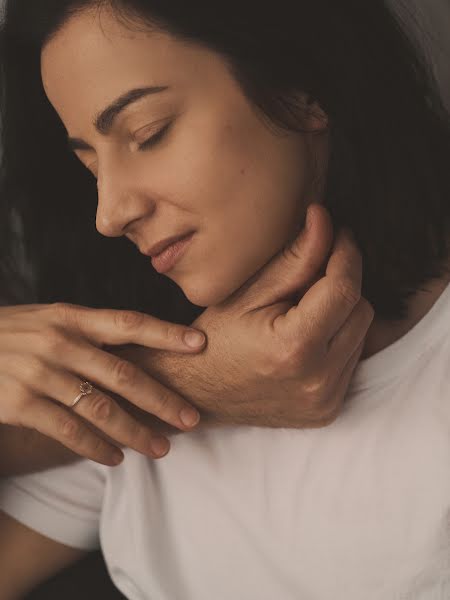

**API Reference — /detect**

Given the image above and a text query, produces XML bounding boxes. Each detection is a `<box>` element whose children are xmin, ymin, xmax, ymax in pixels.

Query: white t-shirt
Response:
<box><xmin>1</xmin><ymin>282</ymin><xmax>450</xmax><ymax>600</ymax></box>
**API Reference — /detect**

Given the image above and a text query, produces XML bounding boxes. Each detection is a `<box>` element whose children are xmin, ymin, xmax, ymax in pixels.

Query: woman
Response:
<box><xmin>0</xmin><ymin>3</ymin><xmax>373</xmax><ymax>474</ymax></box>
<box><xmin>1</xmin><ymin>0</ymin><xmax>450</xmax><ymax>598</ymax></box>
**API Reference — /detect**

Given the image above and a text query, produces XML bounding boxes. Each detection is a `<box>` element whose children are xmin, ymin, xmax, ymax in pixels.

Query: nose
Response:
<box><xmin>95</xmin><ymin>160</ymin><xmax>155</xmax><ymax>237</ymax></box>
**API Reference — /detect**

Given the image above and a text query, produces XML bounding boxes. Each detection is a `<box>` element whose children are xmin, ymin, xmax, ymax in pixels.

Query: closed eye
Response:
<box><xmin>137</xmin><ymin>121</ymin><xmax>172</xmax><ymax>151</ymax></box>
<box><xmin>76</xmin><ymin>121</ymin><xmax>173</xmax><ymax>178</ymax></box>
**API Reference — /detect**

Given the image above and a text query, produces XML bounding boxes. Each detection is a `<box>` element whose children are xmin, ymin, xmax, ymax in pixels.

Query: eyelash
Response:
<box><xmin>85</xmin><ymin>122</ymin><xmax>172</xmax><ymax>177</ymax></box>
<box><xmin>137</xmin><ymin>121</ymin><xmax>172</xmax><ymax>151</ymax></box>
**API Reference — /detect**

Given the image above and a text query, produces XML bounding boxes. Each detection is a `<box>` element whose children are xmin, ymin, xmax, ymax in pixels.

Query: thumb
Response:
<box><xmin>237</xmin><ymin>203</ymin><xmax>334</xmax><ymax>310</ymax></box>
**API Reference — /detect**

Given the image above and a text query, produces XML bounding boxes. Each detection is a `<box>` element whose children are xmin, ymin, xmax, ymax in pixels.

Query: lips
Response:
<box><xmin>150</xmin><ymin>232</ymin><xmax>195</xmax><ymax>274</ymax></box>
<box><xmin>144</xmin><ymin>231</ymin><xmax>195</xmax><ymax>257</ymax></box>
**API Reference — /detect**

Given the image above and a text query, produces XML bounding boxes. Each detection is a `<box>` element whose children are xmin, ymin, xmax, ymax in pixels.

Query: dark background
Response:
<box><xmin>26</xmin><ymin>551</ymin><xmax>127</xmax><ymax>600</ymax></box>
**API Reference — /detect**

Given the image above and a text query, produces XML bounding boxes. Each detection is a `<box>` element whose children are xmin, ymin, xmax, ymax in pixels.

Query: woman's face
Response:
<box><xmin>41</xmin><ymin>7</ymin><xmax>329</xmax><ymax>307</ymax></box>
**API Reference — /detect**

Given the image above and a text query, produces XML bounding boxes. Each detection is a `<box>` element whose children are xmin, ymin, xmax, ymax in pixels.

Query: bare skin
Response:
<box><xmin>0</xmin><ymin>204</ymin><xmax>375</xmax><ymax>475</ymax></box>
<box><xmin>40</xmin><ymin>6</ymin><xmax>330</xmax><ymax>308</ymax></box>
<box><xmin>0</xmin><ymin>8</ymin><xmax>354</xmax><ymax>473</ymax></box>
<box><xmin>1</xmin><ymin>6</ymin><xmax>449</xmax><ymax>477</ymax></box>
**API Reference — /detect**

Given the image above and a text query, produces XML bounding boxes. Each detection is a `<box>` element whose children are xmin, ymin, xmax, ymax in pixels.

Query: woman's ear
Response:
<box><xmin>296</xmin><ymin>93</ymin><xmax>329</xmax><ymax>132</ymax></box>
<box><xmin>306</xmin><ymin>102</ymin><xmax>329</xmax><ymax>131</ymax></box>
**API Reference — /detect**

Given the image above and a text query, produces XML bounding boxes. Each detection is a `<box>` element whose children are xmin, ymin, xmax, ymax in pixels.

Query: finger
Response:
<box><xmin>2</xmin><ymin>344</ymin><xmax>199</xmax><ymax>434</ymax></box>
<box><xmin>327</xmin><ymin>297</ymin><xmax>375</xmax><ymax>360</ymax></box>
<box><xmin>0</xmin><ymin>304</ymin><xmax>59</xmax><ymax>332</ymax></box>
<box><xmin>231</xmin><ymin>203</ymin><xmax>334</xmax><ymax>311</ymax></box>
<box><xmin>17</xmin><ymin>395</ymin><xmax>125</xmax><ymax>467</ymax></box>
<box><xmin>329</xmin><ymin>337</ymin><xmax>366</xmax><ymax>414</ymax></box>
<box><xmin>306</xmin><ymin>337</ymin><xmax>365</xmax><ymax>429</ymax></box>
<box><xmin>44</xmin><ymin>337</ymin><xmax>201</xmax><ymax>432</ymax></box>
<box><xmin>25</xmin><ymin>366</ymin><xmax>171</xmax><ymax>459</ymax></box>
<box><xmin>46</xmin><ymin>303</ymin><xmax>206</xmax><ymax>352</ymax></box>
<box><xmin>0</xmin><ymin>304</ymin><xmax>43</xmax><ymax>318</ymax></box>
<box><xmin>276</xmin><ymin>226</ymin><xmax>363</xmax><ymax>347</ymax></box>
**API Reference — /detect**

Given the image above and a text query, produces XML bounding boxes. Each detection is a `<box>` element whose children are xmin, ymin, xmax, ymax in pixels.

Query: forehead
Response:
<box><xmin>40</xmin><ymin>7</ymin><xmax>211</xmax><ymax>131</ymax></box>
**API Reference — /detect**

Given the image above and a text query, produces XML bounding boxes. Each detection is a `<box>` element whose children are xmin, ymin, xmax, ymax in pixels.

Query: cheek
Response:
<box><xmin>204</xmin><ymin>139</ymin><xmax>309</xmax><ymax>261</ymax></box>
<box><xmin>180</xmin><ymin>164</ymin><xmax>309</xmax><ymax>307</ymax></box>
<box><xmin>165</xmin><ymin>112</ymin><xmax>310</xmax><ymax>305</ymax></box>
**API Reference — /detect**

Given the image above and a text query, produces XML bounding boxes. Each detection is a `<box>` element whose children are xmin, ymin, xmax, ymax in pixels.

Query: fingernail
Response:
<box><xmin>151</xmin><ymin>436</ymin><xmax>170</xmax><ymax>457</ymax></box>
<box><xmin>184</xmin><ymin>330</ymin><xmax>205</xmax><ymax>347</ymax></box>
<box><xmin>180</xmin><ymin>407</ymin><xmax>200</xmax><ymax>428</ymax></box>
<box><xmin>112</xmin><ymin>450</ymin><xmax>124</xmax><ymax>465</ymax></box>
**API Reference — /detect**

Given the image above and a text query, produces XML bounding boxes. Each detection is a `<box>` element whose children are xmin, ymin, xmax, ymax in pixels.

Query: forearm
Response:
<box><xmin>0</xmin><ymin>510</ymin><xmax>86</xmax><ymax>598</ymax></box>
<box><xmin>115</xmin><ymin>344</ymin><xmax>241</xmax><ymax>432</ymax></box>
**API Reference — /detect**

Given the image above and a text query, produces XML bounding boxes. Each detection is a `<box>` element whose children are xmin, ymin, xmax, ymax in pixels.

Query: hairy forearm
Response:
<box><xmin>115</xmin><ymin>343</ymin><xmax>244</xmax><ymax>434</ymax></box>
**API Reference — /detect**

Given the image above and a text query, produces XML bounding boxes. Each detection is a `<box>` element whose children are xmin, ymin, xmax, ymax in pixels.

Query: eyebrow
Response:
<box><xmin>67</xmin><ymin>85</ymin><xmax>169</xmax><ymax>152</ymax></box>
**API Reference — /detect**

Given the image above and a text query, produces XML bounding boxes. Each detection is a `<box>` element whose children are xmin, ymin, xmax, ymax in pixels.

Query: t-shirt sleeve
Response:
<box><xmin>0</xmin><ymin>458</ymin><xmax>106</xmax><ymax>551</ymax></box>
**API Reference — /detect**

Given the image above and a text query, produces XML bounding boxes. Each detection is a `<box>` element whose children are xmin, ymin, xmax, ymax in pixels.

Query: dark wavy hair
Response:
<box><xmin>1</xmin><ymin>0</ymin><xmax>449</xmax><ymax>325</ymax></box>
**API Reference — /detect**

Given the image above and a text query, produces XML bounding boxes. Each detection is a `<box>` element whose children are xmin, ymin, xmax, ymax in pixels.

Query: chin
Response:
<box><xmin>178</xmin><ymin>275</ymin><xmax>243</xmax><ymax>308</ymax></box>
<box><xmin>180</xmin><ymin>284</ymin><xmax>230</xmax><ymax>308</ymax></box>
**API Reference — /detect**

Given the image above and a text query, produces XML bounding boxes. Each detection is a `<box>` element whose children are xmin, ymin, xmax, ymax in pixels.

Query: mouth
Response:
<box><xmin>150</xmin><ymin>231</ymin><xmax>195</xmax><ymax>274</ymax></box>
<box><xmin>143</xmin><ymin>230</ymin><xmax>195</xmax><ymax>258</ymax></box>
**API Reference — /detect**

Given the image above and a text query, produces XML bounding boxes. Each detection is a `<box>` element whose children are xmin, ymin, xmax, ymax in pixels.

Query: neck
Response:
<box><xmin>361</xmin><ymin>264</ymin><xmax>450</xmax><ymax>360</ymax></box>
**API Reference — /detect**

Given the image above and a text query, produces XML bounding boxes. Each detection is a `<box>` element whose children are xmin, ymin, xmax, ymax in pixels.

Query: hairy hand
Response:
<box><xmin>113</xmin><ymin>204</ymin><xmax>374</xmax><ymax>432</ymax></box>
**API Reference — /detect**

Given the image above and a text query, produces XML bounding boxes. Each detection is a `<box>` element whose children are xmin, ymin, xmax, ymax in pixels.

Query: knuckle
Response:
<box><xmin>156</xmin><ymin>390</ymin><xmax>174</xmax><ymax>415</ymax></box>
<box><xmin>281</xmin><ymin>239</ymin><xmax>303</xmax><ymax>263</ymax></box>
<box><xmin>115</xmin><ymin>310</ymin><xmax>145</xmax><ymax>331</ymax></box>
<box><xmin>303</xmin><ymin>375</ymin><xmax>328</xmax><ymax>408</ymax></box>
<box><xmin>276</xmin><ymin>344</ymin><xmax>300</xmax><ymax>375</ymax></box>
<box><xmin>256</xmin><ymin>346</ymin><xmax>283</xmax><ymax>378</ymax></box>
<box><xmin>111</xmin><ymin>357</ymin><xmax>138</xmax><ymax>388</ymax></box>
<box><xmin>13</xmin><ymin>383</ymin><xmax>32</xmax><ymax>407</ymax></box>
<box><xmin>1</xmin><ymin>390</ymin><xmax>29</xmax><ymax>425</ymax></box>
<box><xmin>88</xmin><ymin>392</ymin><xmax>113</xmax><ymax>421</ymax></box>
<box><xmin>335</xmin><ymin>279</ymin><xmax>360</xmax><ymax>306</ymax></box>
<box><xmin>59</xmin><ymin>415</ymin><xmax>83</xmax><ymax>443</ymax></box>
<box><xmin>258</xmin><ymin>336</ymin><xmax>296</xmax><ymax>378</ymax></box>
<box><xmin>50</xmin><ymin>302</ymin><xmax>75</xmax><ymax>322</ymax></box>
<box><xmin>255</xmin><ymin>356</ymin><xmax>276</xmax><ymax>379</ymax></box>
<box><xmin>23</xmin><ymin>356</ymin><xmax>48</xmax><ymax>385</ymax></box>
<box><xmin>310</xmin><ymin>386</ymin><xmax>345</xmax><ymax>426</ymax></box>
<box><xmin>40</xmin><ymin>326</ymin><xmax>68</xmax><ymax>355</ymax></box>
<box><xmin>17</xmin><ymin>397</ymin><xmax>33</xmax><ymax>419</ymax></box>
<box><xmin>360</xmin><ymin>297</ymin><xmax>375</xmax><ymax>320</ymax></box>
<box><xmin>164</xmin><ymin>323</ymin><xmax>183</xmax><ymax>344</ymax></box>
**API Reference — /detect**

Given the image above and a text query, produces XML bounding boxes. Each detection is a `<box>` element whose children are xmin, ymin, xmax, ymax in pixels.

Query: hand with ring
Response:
<box><xmin>70</xmin><ymin>381</ymin><xmax>94</xmax><ymax>408</ymax></box>
<box><xmin>0</xmin><ymin>302</ymin><xmax>209</xmax><ymax>467</ymax></box>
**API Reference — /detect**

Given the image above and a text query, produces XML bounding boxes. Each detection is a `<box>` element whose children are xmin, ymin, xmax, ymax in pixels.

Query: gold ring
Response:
<box><xmin>70</xmin><ymin>380</ymin><xmax>94</xmax><ymax>408</ymax></box>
